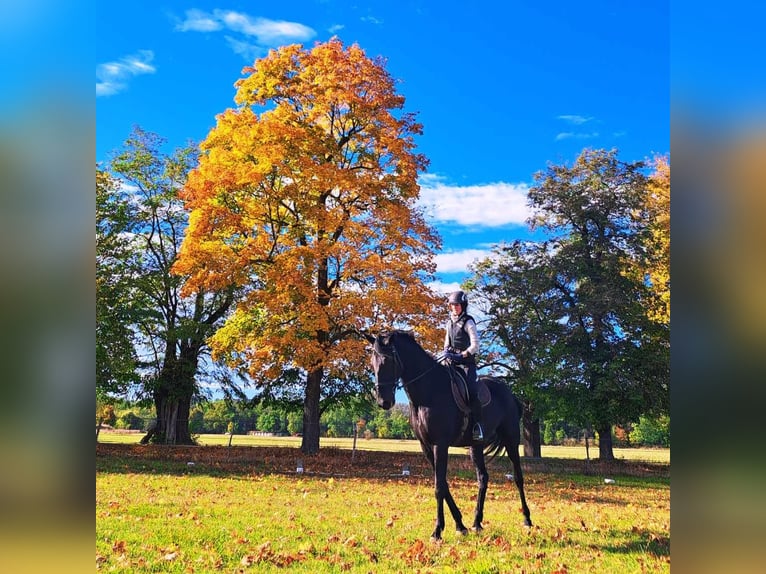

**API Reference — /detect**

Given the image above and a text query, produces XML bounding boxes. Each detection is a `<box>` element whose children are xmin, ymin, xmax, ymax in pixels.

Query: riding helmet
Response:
<box><xmin>448</xmin><ymin>290</ymin><xmax>468</xmax><ymax>308</ymax></box>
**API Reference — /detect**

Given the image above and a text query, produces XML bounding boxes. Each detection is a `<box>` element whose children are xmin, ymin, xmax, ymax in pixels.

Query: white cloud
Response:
<box><xmin>427</xmin><ymin>280</ymin><xmax>463</xmax><ymax>297</ymax></box>
<box><xmin>215</xmin><ymin>11</ymin><xmax>314</xmax><ymax>43</ymax></box>
<box><xmin>175</xmin><ymin>9</ymin><xmax>315</xmax><ymax>58</ymax></box>
<box><xmin>418</xmin><ymin>178</ymin><xmax>531</xmax><ymax>227</ymax></box>
<box><xmin>96</xmin><ymin>50</ymin><xmax>156</xmax><ymax>97</ymax></box>
<box><xmin>224</xmin><ymin>35</ymin><xmax>265</xmax><ymax>62</ymax></box>
<box><xmin>554</xmin><ymin>115</ymin><xmax>602</xmax><ymax>142</ymax></box>
<box><xmin>555</xmin><ymin>131</ymin><xmax>600</xmax><ymax>141</ymax></box>
<box><xmin>328</xmin><ymin>24</ymin><xmax>345</xmax><ymax>34</ymax></box>
<box><xmin>557</xmin><ymin>114</ymin><xmax>593</xmax><ymax>125</ymax></box>
<box><xmin>434</xmin><ymin>249</ymin><xmax>492</xmax><ymax>273</ymax></box>
<box><xmin>174</xmin><ymin>8</ymin><xmax>222</xmax><ymax>32</ymax></box>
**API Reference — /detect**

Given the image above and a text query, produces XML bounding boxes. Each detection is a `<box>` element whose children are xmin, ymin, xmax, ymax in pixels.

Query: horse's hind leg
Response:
<box><xmin>506</xmin><ymin>440</ymin><xmax>532</xmax><ymax>527</ymax></box>
<box><xmin>469</xmin><ymin>445</ymin><xmax>489</xmax><ymax>531</ymax></box>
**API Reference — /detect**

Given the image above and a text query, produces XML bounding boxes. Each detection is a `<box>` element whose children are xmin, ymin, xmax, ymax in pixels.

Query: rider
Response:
<box><xmin>444</xmin><ymin>290</ymin><xmax>484</xmax><ymax>441</ymax></box>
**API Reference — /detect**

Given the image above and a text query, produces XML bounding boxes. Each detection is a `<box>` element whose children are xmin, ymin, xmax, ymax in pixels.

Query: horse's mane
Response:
<box><xmin>379</xmin><ymin>329</ymin><xmax>418</xmax><ymax>348</ymax></box>
<box><xmin>380</xmin><ymin>330</ymin><xmax>439</xmax><ymax>362</ymax></box>
<box><xmin>386</xmin><ymin>329</ymin><xmax>415</xmax><ymax>341</ymax></box>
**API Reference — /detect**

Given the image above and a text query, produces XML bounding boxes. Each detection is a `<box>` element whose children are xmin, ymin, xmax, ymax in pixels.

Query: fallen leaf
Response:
<box><xmin>343</xmin><ymin>536</ymin><xmax>358</xmax><ymax>547</ymax></box>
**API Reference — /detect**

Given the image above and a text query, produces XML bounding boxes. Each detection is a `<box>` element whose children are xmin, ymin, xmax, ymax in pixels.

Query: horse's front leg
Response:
<box><xmin>470</xmin><ymin>445</ymin><xmax>489</xmax><ymax>531</ymax></box>
<box><xmin>431</xmin><ymin>443</ymin><xmax>468</xmax><ymax>541</ymax></box>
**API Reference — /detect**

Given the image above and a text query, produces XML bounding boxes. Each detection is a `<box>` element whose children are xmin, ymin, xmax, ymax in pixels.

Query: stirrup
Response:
<box><xmin>472</xmin><ymin>423</ymin><xmax>484</xmax><ymax>441</ymax></box>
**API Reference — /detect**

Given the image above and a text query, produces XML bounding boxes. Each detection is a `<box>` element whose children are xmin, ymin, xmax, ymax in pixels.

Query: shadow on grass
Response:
<box><xmin>96</xmin><ymin>442</ymin><xmax>669</xmax><ymax>482</ymax></box>
<box><xmin>603</xmin><ymin>533</ymin><xmax>671</xmax><ymax>558</ymax></box>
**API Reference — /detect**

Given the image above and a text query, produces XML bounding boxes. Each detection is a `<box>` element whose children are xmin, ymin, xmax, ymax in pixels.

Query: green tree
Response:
<box><xmin>468</xmin><ymin>240</ymin><xmax>565</xmax><ymax>457</ymax></box>
<box><xmin>96</xmin><ymin>170</ymin><xmax>140</xmax><ymax>399</ymax></box>
<box><xmin>322</xmin><ymin>404</ymin><xmax>354</xmax><ymax>437</ymax></box>
<box><xmin>256</xmin><ymin>407</ymin><xmax>282</xmax><ymax>434</ymax></box>
<box><xmin>115</xmin><ymin>410</ymin><xmax>144</xmax><ymax>430</ymax></box>
<box><xmin>631</xmin><ymin>414</ymin><xmax>670</xmax><ymax>447</ymax></box>
<box><xmin>388</xmin><ymin>404</ymin><xmax>414</xmax><ymax>439</ymax></box>
<box><xmin>189</xmin><ymin>407</ymin><xmax>205</xmax><ymax>434</ymax></box>
<box><xmin>526</xmin><ymin>149</ymin><xmax>669</xmax><ymax>460</ymax></box>
<box><xmin>369</xmin><ymin>407</ymin><xmax>393</xmax><ymax>438</ymax></box>
<box><xmin>96</xmin><ymin>400</ymin><xmax>116</xmax><ymax>441</ymax></box>
<box><xmin>286</xmin><ymin>411</ymin><xmax>303</xmax><ymax>436</ymax></box>
<box><xmin>107</xmin><ymin>128</ymin><xmax>236</xmax><ymax>445</ymax></box>
<box><xmin>200</xmin><ymin>400</ymin><xmax>236</xmax><ymax>433</ymax></box>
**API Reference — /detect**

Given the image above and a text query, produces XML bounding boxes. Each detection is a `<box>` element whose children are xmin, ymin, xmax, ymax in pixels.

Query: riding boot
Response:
<box><xmin>470</xmin><ymin>396</ymin><xmax>484</xmax><ymax>441</ymax></box>
<box><xmin>465</xmin><ymin>364</ymin><xmax>483</xmax><ymax>441</ymax></box>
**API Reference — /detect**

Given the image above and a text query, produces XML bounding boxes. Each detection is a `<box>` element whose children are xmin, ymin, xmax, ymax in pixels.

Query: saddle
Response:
<box><xmin>448</xmin><ymin>368</ymin><xmax>491</xmax><ymax>414</ymax></box>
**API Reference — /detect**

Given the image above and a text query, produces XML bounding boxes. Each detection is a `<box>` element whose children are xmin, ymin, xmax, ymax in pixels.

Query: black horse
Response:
<box><xmin>367</xmin><ymin>330</ymin><xmax>532</xmax><ymax>541</ymax></box>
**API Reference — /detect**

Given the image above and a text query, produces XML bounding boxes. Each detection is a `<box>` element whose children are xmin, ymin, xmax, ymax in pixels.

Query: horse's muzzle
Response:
<box><xmin>377</xmin><ymin>396</ymin><xmax>394</xmax><ymax>410</ymax></box>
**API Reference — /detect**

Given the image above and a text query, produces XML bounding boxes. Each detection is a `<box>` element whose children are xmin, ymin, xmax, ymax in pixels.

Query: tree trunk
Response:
<box><xmin>141</xmin><ymin>344</ymin><xmax>197</xmax><ymax>445</ymax></box>
<box><xmin>522</xmin><ymin>405</ymin><xmax>542</xmax><ymax>457</ymax></box>
<box><xmin>141</xmin><ymin>389</ymin><xmax>194</xmax><ymax>445</ymax></box>
<box><xmin>596</xmin><ymin>423</ymin><xmax>615</xmax><ymax>460</ymax></box>
<box><xmin>301</xmin><ymin>367</ymin><xmax>323</xmax><ymax>454</ymax></box>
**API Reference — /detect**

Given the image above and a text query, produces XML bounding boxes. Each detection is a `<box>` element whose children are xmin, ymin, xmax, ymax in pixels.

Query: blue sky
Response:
<box><xmin>97</xmin><ymin>1</ymin><xmax>669</xmax><ymax>292</ymax></box>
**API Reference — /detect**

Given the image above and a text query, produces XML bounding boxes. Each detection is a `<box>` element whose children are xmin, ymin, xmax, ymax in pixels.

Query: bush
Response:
<box><xmin>613</xmin><ymin>425</ymin><xmax>631</xmax><ymax>447</ymax></box>
<box><xmin>115</xmin><ymin>411</ymin><xmax>144</xmax><ymax>430</ymax></box>
<box><xmin>286</xmin><ymin>412</ymin><xmax>303</xmax><ymax>436</ymax></box>
<box><xmin>189</xmin><ymin>408</ymin><xmax>205</xmax><ymax>434</ymax></box>
<box><xmin>97</xmin><ymin>404</ymin><xmax>116</xmax><ymax>427</ymax></box>
<box><xmin>630</xmin><ymin>415</ymin><xmax>670</xmax><ymax>447</ymax></box>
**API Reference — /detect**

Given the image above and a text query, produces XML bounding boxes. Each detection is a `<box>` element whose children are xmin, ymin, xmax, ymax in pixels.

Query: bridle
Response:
<box><xmin>373</xmin><ymin>340</ymin><xmax>436</xmax><ymax>392</ymax></box>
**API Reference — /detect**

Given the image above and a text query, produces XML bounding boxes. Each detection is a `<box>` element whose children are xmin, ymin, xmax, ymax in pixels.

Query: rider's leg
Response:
<box><xmin>466</xmin><ymin>363</ymin><xmax>483</xmax><ymax>441</ymax></box>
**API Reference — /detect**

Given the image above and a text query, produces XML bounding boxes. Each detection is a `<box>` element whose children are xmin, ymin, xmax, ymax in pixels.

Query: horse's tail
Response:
<box><xmin>512</xmin><ymin>393</ymin><xmax>523</xmax><ymax>416</ymax></box>
<box><xmin>482</xmin><ymin>377</ymin><xmax>524</xmax><ymax>462</ymax></box>
<box><xmin>483</xmin><ymin>436</ymin><xmax>506</xmax><ymax>462</ymax></box>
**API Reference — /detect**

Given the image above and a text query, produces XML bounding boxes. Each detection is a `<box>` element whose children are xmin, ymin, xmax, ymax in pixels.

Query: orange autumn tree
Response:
<box><xmin>646</xmin><ymin>155</ymin><xmax>670</xmax><ymax>325</ymax></box>
<box><xmin>174</xmin><ymin>39</ymin><xmax>443</xmax><ymax>454</ymax></box>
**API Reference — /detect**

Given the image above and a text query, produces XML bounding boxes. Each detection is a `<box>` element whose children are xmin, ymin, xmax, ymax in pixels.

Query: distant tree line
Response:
<box><xmin>97</xmin><ymin>399</ymin><xmax>668</xmax><ymax>447</ymax></box>
<box><xmin>97</xmin><ymin>398</ymin><xmax>415</xmax><ymax>440</ymax></box>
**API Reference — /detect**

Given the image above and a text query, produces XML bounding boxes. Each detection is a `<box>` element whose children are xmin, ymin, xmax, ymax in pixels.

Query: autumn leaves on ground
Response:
<box><xmin>97</xmin><ymin>444</ymin><xmax>670</xmax><ymax>573</ymax></box>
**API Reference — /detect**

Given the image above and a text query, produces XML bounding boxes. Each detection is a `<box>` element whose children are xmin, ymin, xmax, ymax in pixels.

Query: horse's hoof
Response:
<box><xmin>430</xmin><ymin>535</ymin><xmax>443</xmax><ymax>543</ymax></box>
<box><xmin>471</xmin><ymin>525</ymin><xmax>483</xmax><ymax>533</ymax></box>
<box><xmin>523</xmin><ymin>519</ymin><xmax>533</xmax><ymax>528</ymax></box>
<box><xmin>456</xmin><ymin>528</ymin><xmax>468</xmax><ymax>536</ymax></box>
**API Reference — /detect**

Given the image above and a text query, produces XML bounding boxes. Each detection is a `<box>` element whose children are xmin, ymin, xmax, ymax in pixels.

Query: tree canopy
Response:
<box><xmin>174</xmin><ymin>39</ymin><xmax>442</xmax><ymax>453</ymax></box>
<box><xmin>469</xmin><ymin>149</ymin><xmax>669</xmax><ymax>460</ymax></box>
<box><xmin>102</xmin><ymin>128</ymin><xmax>235</xmax><ymax>444</ymax></box>
<box><xmin>644</xmin><ymin>156</ymin><xmax>670</xmax><ymax>325</ymax></box>
<box><xmin>96</xmin><ymin>169</ymin><xmax>140</xmax><ymax>398</ymax></box>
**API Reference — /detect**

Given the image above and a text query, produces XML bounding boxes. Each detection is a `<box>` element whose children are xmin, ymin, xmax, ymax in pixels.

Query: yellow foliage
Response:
<box><xmin>646</xmin><ymin>155</ymin><xmax>670</xmax><ymax>324</ymax></box>
<box><xmin>174</xmin><ymin>39</ymin><xmax>442</xmax><ymax>383</ymax></box>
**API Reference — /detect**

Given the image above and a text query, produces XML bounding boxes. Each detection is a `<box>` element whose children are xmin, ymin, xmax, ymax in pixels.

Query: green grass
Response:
<box><xmin>98</xmin><ymin>430</ymin><xmax>670</xmax><ymax>464</ymax></box>
<box><xmin>97</xmin><ymin>447</ymin><xmax>670</xmax><ymax>573</ymax></box>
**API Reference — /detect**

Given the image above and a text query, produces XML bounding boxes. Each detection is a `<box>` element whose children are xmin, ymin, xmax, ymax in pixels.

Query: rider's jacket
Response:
<box><xmin>446</xmin><ymin>313</ymin><xmax>477</xmax><ymax>364</ymax></box>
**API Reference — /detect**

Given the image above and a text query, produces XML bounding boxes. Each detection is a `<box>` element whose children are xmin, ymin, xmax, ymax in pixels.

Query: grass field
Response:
<box><xmin>97</xmin><ymin>442</ymin><xmax>670</xmax><ymax>573</ymax></box>
<box><xmin>97</xmin><ymin>430</ymin><xmax>670</xmax><ymax>464</ymax></box>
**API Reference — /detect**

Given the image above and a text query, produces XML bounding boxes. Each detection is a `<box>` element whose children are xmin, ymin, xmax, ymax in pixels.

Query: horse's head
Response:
<box><xmin>366</xmin><ymin>332</ymin><xmax>400</xmax><ymax>410</ymax></box>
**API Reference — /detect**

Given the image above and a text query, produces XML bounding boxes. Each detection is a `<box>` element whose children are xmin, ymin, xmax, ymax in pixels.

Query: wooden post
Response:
<box><xmin>351</xmin><ymin>421</ymin><xmax>358</xmax><ymax>462</ymax></box>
